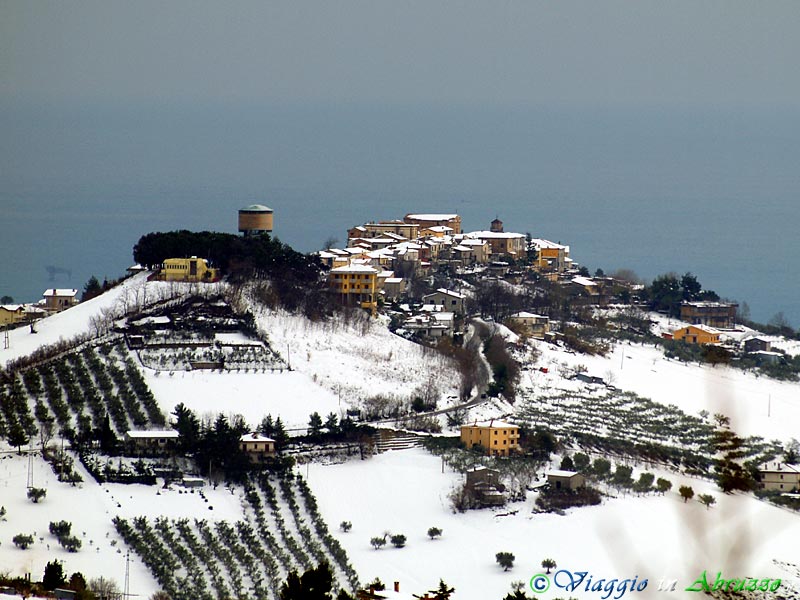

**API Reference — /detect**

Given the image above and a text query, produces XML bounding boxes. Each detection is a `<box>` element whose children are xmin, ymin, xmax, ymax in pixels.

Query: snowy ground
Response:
<box><xmin>525</xmin><ymin>339</ymin><xmax>800</xmax><ymax>444</ymax></box>
<box><xmin>309</xmin><ymin>447</ymin><xmax>800</xmax><ymax>600</ymax></box>
<box><xmin>142</xmin><ymin>368</ymin><xmax>343</xmax><ymax>431</ymax></box>
<box><xmin>0</xmin><ymin>450</ymin><xmax>243</xmax><ymax>594</ymax></box>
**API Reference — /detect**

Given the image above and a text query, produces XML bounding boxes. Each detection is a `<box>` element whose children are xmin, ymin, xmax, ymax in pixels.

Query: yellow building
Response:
<box><xmin>328</xmin><ymin>263</ymin><xmax>379</xmax><ymax>313</ymax></box>
<box><xmin>43</xmin><ymin>289</ymin><xmax>79</xmax><ymax>313</ymax></box>
<box><xmin>672</xmin><ymin>325</ymin><xmax>721</xmax><ymax>345</ymax></box>
<box><xmin>532</xmin><ymin>238</ymin><xmax>571</xmax><ymax>273</ymax></box>
<box><xmin>0</xmin><ymin>305</ymin><xmax>26</xmax><ymax>326</ymax></box>
<box><xmin>460</xmin><ymin>420</ymin><xmax>520</xmax><ymax>457</ymax></box>
<box><xmin>161</xmin><ymin>257</ymin><xmax>218</xmax><ymax>282</ymax></box>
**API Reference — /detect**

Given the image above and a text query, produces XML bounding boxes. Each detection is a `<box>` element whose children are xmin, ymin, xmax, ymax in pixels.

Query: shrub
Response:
<box><xmin>370</xmin><ymin>536</ymin><xmax>386</xmax><ymax>550</ymax></box>
<box><xmin>390</xmin><ymin>534</ymin><xmax>406</xmax><ymax>548</ymax></box>
<box><xmin>427</xmin><ymin>527</ymin><xmax>442</xmax><ymax>540</ymax></box>
<box><xmin>496</xmin><ymin>552</ymin><xmax>515</xmax><ymax>571</ymax></box>
<box><xmin>60</xmin><ymin>535</ymin><xmax>82</xmax><ymax>552</ymax></box>
<box><xmin>49</xmin><ymin>520</ymin><xmax>72</xmax><ymax>539</ymax></box>
<box><xmin>339</xmin><ymin>521</ymin><xmax>352</xmax><ymax>533</ymax></box>
<box><xmin>13</xmin><ymin>534</ymin><xmax>34</xmax><ymax>549</ymax></box>
<box><xmin>27</xmin><ymin>488</ymin><xmax>47</xmax><ymax>503</ymax></box>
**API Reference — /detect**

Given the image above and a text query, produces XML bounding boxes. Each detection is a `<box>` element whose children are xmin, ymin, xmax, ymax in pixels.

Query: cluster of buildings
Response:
<box><xmin>323</xmin><ymin>212</ymin><xmax>572</xmax><ymax>316</ymax></box>
<box><xmin>0</xmin><ymin>288</ymin><xmax>78</xmax><ymax>328</ymax></box>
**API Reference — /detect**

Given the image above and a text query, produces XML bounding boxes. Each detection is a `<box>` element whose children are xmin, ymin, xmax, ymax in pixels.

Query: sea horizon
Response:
<box><xmin>2</xmin><ymin>102</ymin><xmax>798</xmax><ymax>326</ymax></box>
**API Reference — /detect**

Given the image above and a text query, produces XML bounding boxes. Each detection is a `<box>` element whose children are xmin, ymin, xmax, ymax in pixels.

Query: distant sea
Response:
<box><xmin>1</xmin><ymin>102</ymin><xmax>798</xmax><ymax>326</ymax></box>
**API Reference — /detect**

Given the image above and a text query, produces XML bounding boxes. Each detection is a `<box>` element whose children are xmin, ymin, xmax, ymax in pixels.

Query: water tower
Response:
<box><xmin>238</xmin><ymin>204</ymin><xmax>273</xmax><ymax>236</ymax></box>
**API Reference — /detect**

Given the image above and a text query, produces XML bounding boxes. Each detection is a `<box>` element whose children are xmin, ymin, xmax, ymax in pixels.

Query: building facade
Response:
<box><xmin>680</xmin><ymin>302</ymin><xmax>738</xmax><ymax>330</ymax></box>
<box><xmin>43</xmin><ymin>289</ymin><xmax>79</xmax><ymax>313</ymax></box>
<box><xmin>758</xmin><ymin>461</ymin><xmax>800</xmax><ymax>492</ymax></box>
<box><xmin>328</xmin><ymin>264</ymin><xmax>379</xmax><ymax>313</ymax></box>
<box><xmin>238</xmin><ymin>204</ymin><xmax>274</xmax><ymax>236</ymax></box>
<box><xmin>161</xmin><ymin>257</ymin><xmax>218</xmax><ymax>282</ymax></box>
<box><xmin>672</xmin><ymin>325</ymin><xmax>721</xmax><ymax>345</ymax></box>
<box><xmin>460</xmin><ymin>420</ymin><xmax>519</xmax><ymax>457</ymax></box>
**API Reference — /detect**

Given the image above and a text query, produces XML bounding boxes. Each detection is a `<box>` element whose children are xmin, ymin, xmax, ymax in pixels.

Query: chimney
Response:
<box><xmin>394</xmin><ymin>582</ymin><xmax>400</xmax><ymax>593</ymax></box>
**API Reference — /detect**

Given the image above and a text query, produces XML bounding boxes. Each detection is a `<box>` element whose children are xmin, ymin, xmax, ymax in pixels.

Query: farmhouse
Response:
<box><xmin>680</xmin><ymin>301</ymin><xmax>738</xmax><ymax>329</ymax></box>
<box><xmin>757</xmin><ymin>461</ymin><xmax>800</xmax><ymax>492</ymax></box>
<box><xmin>460</xmin><ymin>420</ymin><xmax>519</xmax><ymax>457</ymax></box>
<box><xmin>125</xmin><ymin>429</ymin><xmax>180</xmax><ymax>455</ymax></box>
<box><xmin>43</xmin><ymin>289</ymin><xmax>79</xmax><ymax>313</ymax></box>
<box><xmin>672</xmin><ymin>325</ymin><xmax>721</xmax><ymax>345</ymax></box>
<box><xmin>507</xmin><ymin>312</ymin><xmax>550</xmax><ymax>339</ymax></box>
<box><xmin>240</xmin><ymin>433</ymin><xmax>276</xmax><ymax>463</ymax></box>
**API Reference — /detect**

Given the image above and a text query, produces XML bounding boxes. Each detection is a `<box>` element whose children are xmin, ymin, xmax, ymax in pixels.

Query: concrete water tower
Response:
<box><xmin>238</xmin><ymin>204</ymin><xmax>273</xmax><ymax>236</ymax></box>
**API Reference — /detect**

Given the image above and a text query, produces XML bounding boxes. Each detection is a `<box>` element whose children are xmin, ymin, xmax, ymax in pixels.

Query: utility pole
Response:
<box><xmin>124</xmin><ymin>550</ymin><xmax>131</xmax><ymax>600</ymax></box>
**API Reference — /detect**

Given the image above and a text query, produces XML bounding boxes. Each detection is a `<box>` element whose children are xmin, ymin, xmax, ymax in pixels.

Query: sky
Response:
<box><xmin>1</xmin><ymin>1</ymin><xmax>799</xmax><ymax>325</ymax></box>
<box><xmin>2</xmin><ymin>1</ymin><xmax>800</xmax><ymax>110</ymax></box>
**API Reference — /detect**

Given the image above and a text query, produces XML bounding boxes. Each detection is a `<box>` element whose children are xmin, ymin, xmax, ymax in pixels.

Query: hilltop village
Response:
<box><xmin>1</xmin><ymin>205</ymin><xmax>800</xmax><ymax>600</ymax></box>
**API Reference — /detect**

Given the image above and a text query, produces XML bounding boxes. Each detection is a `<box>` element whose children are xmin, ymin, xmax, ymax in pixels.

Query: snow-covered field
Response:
<box><xmin>528</xmin><ymin>340</ymin><xmax>800</xmax><ymax>443</ymax></box>
<box><xmin>0</xmin><ymin>451</ymin><xmax>243</xmax><ymax>593</ymax></box>
<box><xmin>309</xmin><ymin>447</ymin><xmax>800</xmax><ymax>600</ymax></box>
<box><xmin>3</xmin><ymin>280</ymin><xmax>800</xmax><ymax>600</ymax></box>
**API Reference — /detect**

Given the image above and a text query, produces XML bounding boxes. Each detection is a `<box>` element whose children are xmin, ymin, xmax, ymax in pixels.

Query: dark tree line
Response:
<box><xmin>133</xmin><ymin>231</ymin><xmax>327</xmax><ymax>316</ymax></box>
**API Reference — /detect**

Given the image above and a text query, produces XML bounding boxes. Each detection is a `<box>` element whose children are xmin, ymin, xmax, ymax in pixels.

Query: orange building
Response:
<box><xmin>672</xmin><ymin>325</ymin><xmax>721</xmax><ymax>345</ymax></box>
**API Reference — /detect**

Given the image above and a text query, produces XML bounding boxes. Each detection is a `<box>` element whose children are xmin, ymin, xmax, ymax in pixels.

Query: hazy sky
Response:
<box><xmin>3</xmin><ymin>0</ymin><xmax>800</xmax><ymax>109</ymax></box>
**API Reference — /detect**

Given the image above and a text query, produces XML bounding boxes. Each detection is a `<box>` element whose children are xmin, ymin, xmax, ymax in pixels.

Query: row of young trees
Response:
<box><xmin>116</xmin><ymin>471</ymin><xmax>358</xmax><ymax>600</ymax></box>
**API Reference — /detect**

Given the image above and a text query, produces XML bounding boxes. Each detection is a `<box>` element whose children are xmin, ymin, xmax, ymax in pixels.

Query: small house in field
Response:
<box><xmin>546</xmin><ymin>470</ymin><xmax>585</xmax><ymax>490</ymax></box>
<box><xmin>507</xmin><ymin>312</ymin><xmax>550</xmax><ymax>339</ymax></box>
<box><xmin>43</xmin><ymin>289</ymin><xmax>79</xmax><ymax>313</ymax></box>
<box><xmin>672</xmin><ymin>324</ymin><xmax>720</xmax><ymax>345</ymax></box>
<box><xmin>125</xmin><ymin>429</ymin><xmax>179</xmax><ymax>455</ymax></box>
<box><xmin>240</xmin><ymin>433</ymin><xmax>276</xmax><ymax>463</ymax></box>
<box><xmin>744</xmin><ymin>337</ymin><xmax>772</xmax><ymax>353</ymax></box>
<box><xmin>466</xmin><ymin>466</ymin><xmax>506</xmax><ymax>507</ymax></box>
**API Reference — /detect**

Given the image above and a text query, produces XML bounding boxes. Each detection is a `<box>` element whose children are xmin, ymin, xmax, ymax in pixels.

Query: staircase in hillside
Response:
<box><xmin>373</xmin><ymin>429</ymin><xmax>423</xmax><ymax>453</ymax></box>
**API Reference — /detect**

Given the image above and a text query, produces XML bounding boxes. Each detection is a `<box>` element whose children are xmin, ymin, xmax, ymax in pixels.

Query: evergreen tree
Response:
<box><xmin>43</xmin><ymin>560</ymin><xmax>66</xmax><ymax>590</ymax></box>
<box><xmin>428</xmin><ymin>579</ymin><xmax>455</xmax><ymax>600</ymax></box>
<box><xmin>308</xmin><ymin>412</ymin><xmax>323</xmax><ymax>437</ymax></box>
<box><xmin>278</xmin><ymin>563</ymin><xmax>335</xmax><ymax>600</ymax></box>
<box><xmin>82</xmin><ymin>276</ymin><xmax>102</xmax><ymax>301</ymax></box>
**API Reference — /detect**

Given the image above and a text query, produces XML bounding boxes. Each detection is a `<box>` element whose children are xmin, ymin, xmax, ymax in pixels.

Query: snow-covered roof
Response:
<box><xmin>547</xmin><ymin>469</ymin><xmax>580</xmax><ymax>478</ymax></box>
<box><xmin>677</xmin><ymin>324</ymin><xmax>720</xmax><ymax>335</ymax></box>
<box><xmin>453</xmin><ymin>245</ymin><xmax>472</xmax><ymax>252</ymax></box>
<box><xmin>0</xmin><ymin>304</ymin><xmax>24</xmax><ymax>311</ymax></box>
<box><xmin>467</xmin><ymin>230</ymin><xmax>525</xmax><ymax>239</ymax></box>
<box><xmin>463</xmin><ymin>420</ymin><xmax>517</xmax><ymax>429</ymax></box>
<box><xmin>241</xmin><ymin>433</ymin><xmax>275</xmax><ymax>443</ymax></box>
<box><xmin>331</xmin><ymin>264</ymin><xmax>378</xmax><ymax>273</ymax></box>
<box><xmin>423</xmin><ymin>225</ymin><xmax>454</xmax><ymax>233</ymax></box>
<box><xmin>384</xmin><ymin>278</ymin><xmax>404</xmax><ymax>284</ymax></box>
<box><xmin>460</xmin><ymin>239</ymin><xmax>486</xmax><ymax>246</ymax></box>
<box><xmin>406</xmin><ymin>213</ymin><xmax>459</xmax><ymax>220</ymax></box>
<box><xmin>571</xmin><ymin>276</ymin><xmax>597</xmax><ymax>287</ymax></box>
<box><xmin>126</xmin><ymin>430</ymin><xmax>179</xmax><ymax>439</ymax></box>
<box><xmin>424</xmin><ymin>288</ymin><xmax>465</xmax><ymax>299</ymax></box>
<box><xmin>759</xmin><ymin>461</ymin><xmax>800</xmax><ymax>474</ymax></box>
<box><xmin>240</xmin><ymin>204</ymin><xmax>272</xmax><ymax>212</ymax></box>
<box><xmin>43</xmin><ymin>288</ymin><xmax>78</xmax><ymax>297</ymax></box>
<box><xmin>510</xmin><ymin>311</ymin><xmax>548</xmax><ymax>319</ymax></box>
<box><xmin>531</xmin><ymin>238</ymin><xmax>568</xmax><ymax>250</ymax></box>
